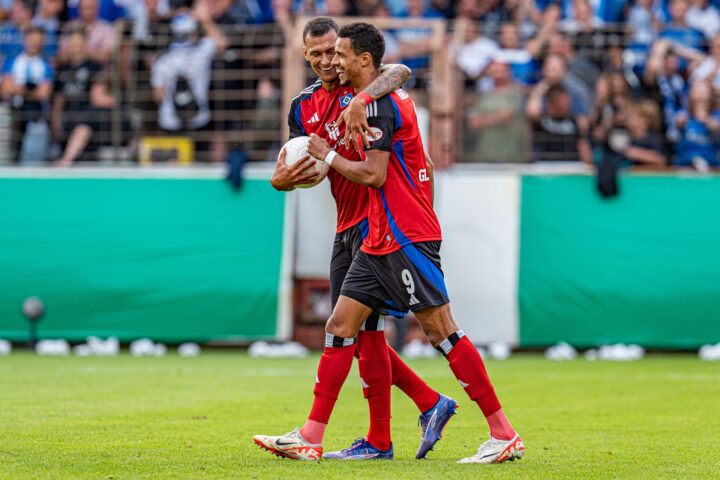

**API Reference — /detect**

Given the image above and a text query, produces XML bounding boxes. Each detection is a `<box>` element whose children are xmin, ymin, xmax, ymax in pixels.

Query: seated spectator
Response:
<box><xmin>0</xmin><ymin>26</ymin><xmax>54</xmax><ymax>163</ymax></box>
<box><xmin>673</xmin><ymin>81</ymin><xmax>720</xmax><ymax>167</ymax></box>
<box><xmin>685</xmin><ymin>0</ymin><xmax>720</xmax><ymax>41</ymax></box>
<box><xmin>151</xmin><ymin>11</ymin><xmax>227</xmax><ymax>159</ymax></box>
<box><xmin>526</xmin><ymin>84</ymin><xmax>592</xmax><ymax>162</ymax></box>
<box><xmin>466</xmin><ymin>58</ymin><xmax>529</xmax><ymax>163</ymax></box>
<box><xmin>59</xmin><ymin>0</ymin><xmax>116</xmax><ymax>66</ymax></box>
<box><xmin>66</xmin><ymin>0</ymin><xmax>125</xmax><ymax>22</ymax></box>
<box><xmin>51</xmin><ymin>29</ymin><xmax>104</xmax><ymax>165</ymax></box>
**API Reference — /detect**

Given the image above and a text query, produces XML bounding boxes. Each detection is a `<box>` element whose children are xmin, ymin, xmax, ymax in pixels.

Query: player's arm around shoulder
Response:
<box><xmin>307</xmin><ymin>133</ymin><xmax>389</xmax><ymax>189</ymax></box>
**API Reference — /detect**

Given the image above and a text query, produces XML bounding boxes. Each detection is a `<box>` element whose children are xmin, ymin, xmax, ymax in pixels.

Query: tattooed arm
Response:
<box><xmin>336</xmin><ymin>63</ymin><xmax>411</xmax><ymax>149</ymax></box>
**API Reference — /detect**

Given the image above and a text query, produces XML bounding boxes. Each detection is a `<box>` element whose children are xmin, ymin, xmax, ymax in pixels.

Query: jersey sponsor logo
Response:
<box><xmin>340</xmin><ymin>93</ymin><xmax>353</xmax><ymax>107</ymax></box>
<box><xmin>402</xmin><ymin>269</ymin><xmax>420</xmax><ymax>306</ymax></box>
<box><xmin>419</xmin><ymin>168</ymin><xmax>429</xmax><ymax>182</ymax></box>
<box><xmin>325</xmin><ymin>121</ymin><xmax>340</xmax><ymax>142</ymax></box>
<box><xmin>307</xmin><ymin>112</ymin><xmax>319</xmax><ymax>124</ymax></box>
<box><xmin>368</xmin><ymin>126</ymin><xmax>383</xmax><ymax>141</ymax></box>
<box><xmin>395</xmin><ymin>88</ymin><xmax>409</xmax><ymax>100</ymax></box>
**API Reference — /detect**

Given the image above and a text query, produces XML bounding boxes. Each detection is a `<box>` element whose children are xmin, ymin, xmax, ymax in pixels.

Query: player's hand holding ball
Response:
<box><xmin>307</xmin><ymin>133</ymin><xmax>333</xmax><ymax>162</ymax></box>
<box><xmin>271</xmin><ymin>136</ymin><xmax>329</xmax><ymax>191</ymax></box>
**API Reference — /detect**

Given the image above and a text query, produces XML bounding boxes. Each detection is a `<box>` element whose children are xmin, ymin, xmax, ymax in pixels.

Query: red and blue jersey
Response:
<box><xmin>288</xmin><ymin>79</ymin><xmax>368</xmax><ymax>234</ymax></box>
<box><xmin>362</xmin><ymin>89</ymin><xmax>441</xmax><ymax>255</ymax></box>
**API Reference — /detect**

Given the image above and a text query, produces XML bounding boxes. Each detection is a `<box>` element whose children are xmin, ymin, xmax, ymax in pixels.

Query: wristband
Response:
<box><xmin>357</xmin><ymin>92</ymin><xmax>373</xmax><ymax>105</ymax></box>
<box><xmin>324</xmin><ymin>150</ymin><xmax>337</xmax><ymax>166</ymax></box>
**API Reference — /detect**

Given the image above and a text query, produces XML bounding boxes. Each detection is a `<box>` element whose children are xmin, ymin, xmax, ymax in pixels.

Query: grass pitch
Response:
<box><xmin>0</xmin><ymin>351</ymin><xmax>718</xmax><ymax>479</ymax></box>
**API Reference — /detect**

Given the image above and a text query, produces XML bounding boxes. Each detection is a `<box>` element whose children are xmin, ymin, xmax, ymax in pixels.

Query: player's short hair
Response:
<box><xmin>302</xmin><ymin>17</ymin><xmax>339</xmax><ymax>44</ymax></box>
<box><xmin>338</xmin><ymin>22</ymin><xmax>385</xmax><ymax>69</ymax></box>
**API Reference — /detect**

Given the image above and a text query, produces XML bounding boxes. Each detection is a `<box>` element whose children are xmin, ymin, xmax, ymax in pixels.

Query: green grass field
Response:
<box><xmin>1</xmin><ymin>352</ymin><xmax>718</xmax><ymax>479</ymax></box>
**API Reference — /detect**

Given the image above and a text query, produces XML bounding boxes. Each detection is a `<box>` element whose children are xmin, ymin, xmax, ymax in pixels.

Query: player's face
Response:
<box><xmin>331</xmin><ymin>37</ymin><xmax>357</xmax><ymax>87</ymax></box>
<box><xmin>304</xmin><ymin>31</ymin><xmax>339</xmax><ymax>84</ymax></box>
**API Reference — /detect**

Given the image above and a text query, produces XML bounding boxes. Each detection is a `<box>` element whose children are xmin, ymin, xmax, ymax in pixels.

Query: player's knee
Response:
<box><xmin>422</xmin><ymin>328</ymin><xmax>445</xmax><ymax>348</ymax></box>
<box><xmin>325</xmin><ymin>315</ymin><xmax>354</xmax><ymax>338</ymax></box>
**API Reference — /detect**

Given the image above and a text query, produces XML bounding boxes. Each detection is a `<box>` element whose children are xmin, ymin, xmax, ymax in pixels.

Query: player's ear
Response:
<box><xmin>303</xmin><ymin>46</ymin><xmax>309</xmax><ymax>61</ymax></box>
<box><xmin>357</xmin><ymin>52</ymin><xmax>369</xmax><ymax>68</ymax></box>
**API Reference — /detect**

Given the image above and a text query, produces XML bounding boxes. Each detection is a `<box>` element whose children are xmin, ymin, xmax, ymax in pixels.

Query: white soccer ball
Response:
<box><xmin>280</xmin><ymin>136</ymin><xmax>329</xmax><ymax>189</ymax></box>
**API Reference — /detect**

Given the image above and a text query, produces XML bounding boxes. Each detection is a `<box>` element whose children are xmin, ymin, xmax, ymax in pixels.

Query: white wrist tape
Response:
<box><xmin>324</xmin><ymin>150</ymin><xmax>337</xmax><ymax>166</ymax></box>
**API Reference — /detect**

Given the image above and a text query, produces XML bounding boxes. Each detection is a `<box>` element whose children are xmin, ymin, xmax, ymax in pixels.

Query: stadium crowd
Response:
<box><xmin>1</xmin><ymin>0</ymin><xmax>719</xmax><ymax>168</ymax></box>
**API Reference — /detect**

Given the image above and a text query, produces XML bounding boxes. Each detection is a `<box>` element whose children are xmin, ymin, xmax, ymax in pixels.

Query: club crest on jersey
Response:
<box><xmin>340</xmin><ymin>93</ymin><xmax>353</xmax><ymax>107</ymax></box>
<box><xmin>368</xmin><ymin>127</ymin><xmax>383</xmax><ymax>141</ymax></box>
<box><xmin>325</xmin><ymin>121</ymin><xmax>340</xmax><ymax>142</ymax></box>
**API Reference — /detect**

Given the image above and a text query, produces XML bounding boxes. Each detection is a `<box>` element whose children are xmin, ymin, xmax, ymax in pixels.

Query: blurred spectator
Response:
<box><xmin>617</xmin><ymin>99</ymin><xmax>667</xmax><ymax>166</ymax></box>
<box><xmin>60</xmin><ymin>0</ymin><xmax>117</xmax><ymax>65</ymax></box>
<box><xmin>151</xmin><ymin>11</ymin><xmax>227</xmax><ymax>159</ymax></box>
<box><xmin>1</xmin><ymin>0</ymin><xmax>34</xmax><ymax>63</ymax></box>
<box><xmin>373</xmin><ymin>3</ymin><xmax>401</xmax><ymax>64</ymax></box>
<box><xmin>627</xmin><ymin>0</ymin><xmax>659</xmax><ymax>53</ymax></box>
<box><xmin>395</xmin><ymin>0</ymin><xmax>443</xmax><ymax>88</ymax></box>
<box><xmin>645</xmin><ymin>39</ymin><xmax>689</xmax><ymax>141</ymax></box>
<box><xmin>1</xmin><ymin>26</ymin><xmax>54</xmax><ymax>163</ymax></box>
<box><xmin>546</xmin><ymin>31</ymin><xmax>600</xmax><ymax>94</ymax></box>
<box><xmin>673</xmin><ymin>81</ymin><xmax>720</xmax><ymax>167</ymax></box>
<box><xmin>123</xmin><ymin>0</ymin><xmax>171</xmax><ymax>43</ymax></box>
<box><xmin>685</xmin><ymin>0</ymin><xmax>720</xmax><ymax>41</ymax></box>
<box><xmin>497</xmin><ymin>22</ymin><xmax>540</xmax><ymax>87</ymax></box>
<box><xmin>559</xmin><ymin>0</ymin><xmax>603</xmax><ymax>35</ymax></box>
<box><xmin>659</xmin><ymin>0</ymin><xmax>704</xmax><ymax>53</ymax></box>
<box><xmin>32</xmin><ymin>0</ymin><xmax>65</xmax><ymax>59</ymax></box>
<box><xmin>456</xmin><ymin>21</ymin><xmax>499</xmax><ymax>91</ymax></box>
<box><xmin>466</xmin><ymin>59</ymin><xmax>529</xmax><ymax>163</ymax></box>
<box><xmin>0</xmin><ymin>0</ymin><xmax>11</xmax><ymax>20</ymax></box>
<box><xmin>528</xmin><ymin>53</ymin><xmax>593</xmax><ymax>119</ymax></box>
<box><xmin>590</xmin><ymin>70</ymin><xmax>632</xmax><ymax>150</ymax></box>
<box><xmin>51</xmin><ymin>29</ymin><xmax>103</xmax><ymax>165</ymax></box>
<box><xmin>527</xmin><ymin>84</ymin><xmax>592</xmax><ymax>163</ymax></box>
<box><xmin>66</xmin><ymin>0</ymin><xmax>126</xmax><ymax>22</ymax></box>
<box><xmin>688</xmin><ymin>34</ymin><xmax>720</xmax><ymax>91</ymax></box>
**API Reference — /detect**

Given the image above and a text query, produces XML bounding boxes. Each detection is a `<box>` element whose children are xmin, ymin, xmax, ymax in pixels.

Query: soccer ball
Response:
<box><xmin>280</xmin><ymin>136</ymin><xmax>329</xmax><ymax>189</ymax></box>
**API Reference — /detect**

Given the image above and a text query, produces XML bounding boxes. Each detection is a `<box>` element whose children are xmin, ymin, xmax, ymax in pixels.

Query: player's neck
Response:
<box><xmin>322</xmin><ymin>80</ymin><xmax>339</xmax><ymax>92</ymax></box>
<box><xmin>352</xmin><ymin>69</ymin><xmax>380</xmax><ymax>94</ymax></box>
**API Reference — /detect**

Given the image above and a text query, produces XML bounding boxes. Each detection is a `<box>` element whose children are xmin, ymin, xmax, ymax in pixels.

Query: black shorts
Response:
<box><xmin>341</xmin><ymin>241</ymin><xmax>450</xmax><ymax>313</ymax></box>
<box><xmin>330</xmin><ymin>219</ymin><xmax>405</xmax><ymax>323</ymax></box>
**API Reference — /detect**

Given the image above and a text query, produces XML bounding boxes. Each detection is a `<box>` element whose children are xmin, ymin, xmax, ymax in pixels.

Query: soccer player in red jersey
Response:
<box><xmin>257</xmin><ymin>22</ymin><xmax>525</xmax><ymax>464</ymax></box>
<box><xmin>254</xmin><ymin>18</ymin><xmax>457</xmax><ymax>461</ymax></box>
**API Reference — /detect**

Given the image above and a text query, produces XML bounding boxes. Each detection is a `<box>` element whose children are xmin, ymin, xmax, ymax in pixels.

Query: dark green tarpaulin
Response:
<box><xmin>0</xmin><ymin>177</ymin><xmax>285</xmax><ymax>342</ymax></box>
<box><xmin>519</xmin><ymin>175</ymin><xmax>720</xmax><ymax>348</ymax></box>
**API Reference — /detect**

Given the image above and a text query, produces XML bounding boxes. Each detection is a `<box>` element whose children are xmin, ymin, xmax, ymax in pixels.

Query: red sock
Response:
<box><xmin>303</xmin><ymin>342</ymin><xmax>355</xmax><ymax>443</ymax></box>
<box><xmin>446</xmin><ymin>336</ymin><xmax>502</xmax><ymax>417</ymax></box>
<box><xmin>385</xmin><ymin>340</ymin><xmax>439</xmax><ymax>413</ymax></box>
<box><xmin>356</xmin><ymin>331</ymin><xmax>392</xmax><ymax>450</ymax></box>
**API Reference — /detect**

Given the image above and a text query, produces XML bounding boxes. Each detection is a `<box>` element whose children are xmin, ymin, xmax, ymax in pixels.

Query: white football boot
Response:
<box><xmin>457</xmin><ymin>433</ymin><xmax>524</xmax><ymax>464</ymax></box>
<box><xmin>253</xmin><ymin>428</ymin><xmax>322</xmax><ymax>460</ymax></box>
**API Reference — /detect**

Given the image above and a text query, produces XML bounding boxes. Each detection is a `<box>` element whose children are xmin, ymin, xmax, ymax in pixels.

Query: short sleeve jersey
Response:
<box><xmin>288</xmin><ymin>80</ymin><xmax>368</xmax><ymax>233</ymax></box>
<box><xmin>362</xmin><ymin>89</ymin><xmax>441</xmax><ymax>255</ymax></box>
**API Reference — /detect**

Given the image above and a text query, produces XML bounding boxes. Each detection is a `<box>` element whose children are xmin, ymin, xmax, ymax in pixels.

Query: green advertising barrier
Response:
<box><xmin>0</xmin><ymin>175</ymin><xmax>285</xmax><ymax>342</ymax></box>
<box><xmin>519</xmin><ymin>174</ymin><xmax>720</xmax><ymax>348</ymax></box>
